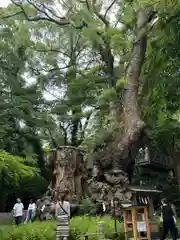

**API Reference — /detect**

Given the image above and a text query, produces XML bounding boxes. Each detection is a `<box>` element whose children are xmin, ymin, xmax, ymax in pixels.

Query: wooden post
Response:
<box><xmin>132</xmin><ymin>208</ymin><xmax>138</xmax><ymax>240</ymax></box>
<box><xmin>144</xmin><ymin>207</ymin><xmax>151</xmax><ymax>240</ymax></box>
<box><xmin>148</xmin><ymin>196</ymin><xmax>154</xmax><ymax>219</ymax></box>
<box><xmin>123</xmin><ymin>211</ymin><xmax>128</xmax><ymax>240</ymax></box>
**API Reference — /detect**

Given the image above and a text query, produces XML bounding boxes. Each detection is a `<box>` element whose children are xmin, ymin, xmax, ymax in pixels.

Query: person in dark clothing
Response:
<box><xmin>160</xmin><ymin>198</ymin><xmax>177</xmax><ymax>240</ymax></box>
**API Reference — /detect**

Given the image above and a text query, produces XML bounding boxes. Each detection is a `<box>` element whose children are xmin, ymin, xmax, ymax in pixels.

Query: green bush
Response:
<box><xmin>78</xmin><ymin>198</ymin><xmax>96</xmax><ymax>215</ymax></box>
<box><xmin>0</xmin><ymin>152</ymin><xmax>40</xmax><ymax>211</ymax></box>
<box><xmin>0</xmin><ymin>216</ymin><xmax>124</xmax><ymax>240</ymax></box>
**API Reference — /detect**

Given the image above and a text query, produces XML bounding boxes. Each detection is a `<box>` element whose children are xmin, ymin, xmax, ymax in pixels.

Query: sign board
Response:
<box><xmin>137</xmin><ymin>221</ymin><xmax>146</xmax><ymax>232</ymax></box>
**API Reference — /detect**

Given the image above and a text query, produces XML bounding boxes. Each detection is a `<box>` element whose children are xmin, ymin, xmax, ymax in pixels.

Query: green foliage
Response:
<box><xmin>97</xmin><ymin>88</ymin><xmax>117</xmax><ymax>106</ymax></box>
<box><xmin>0</xmin><ymin>152</ymin><xmax>47</xmax><ymax>211</ymax></box>
<box><xmin>0</xmin><ymin>152</ymin><xmax>38</xmax><ymax>186</ymax></box>
<box><xmin>0</xmin><ymin>217</ymin><xmax>124</xmax><ymax>240</ymax></box>
<box><xmin>78</xmin><ymin>198</ymin><xmax>96</xmax><ymax>215</ymax></box>
<box><xmin>116</xmin><ymin>79</ymin><xmax>127</xmax><ymax>90</ymax></box>
<box><xmin>15</xmin><ymin>175</ymin><xmax>48</xmax><ymax>199</ymax></box>
<box><xmin>0</xmin><ymin>0</ymin><xmax>179</xmax><ymax>153</ymax></box>
<box><xmin>0</xmin><ymin>0</ymin><xmax>179</xmax><ymax>211</ymax></box>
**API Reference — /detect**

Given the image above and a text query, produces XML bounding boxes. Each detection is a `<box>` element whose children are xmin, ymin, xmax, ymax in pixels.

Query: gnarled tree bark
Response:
<box><xmin>116</xmin><ymin>10</ymin><xmax>148</xmax><ymax>163</ymax></box>
<box><xmin>48</xmin><ymin>146</ymin><xmax>87</xmax><ymax>202</ymax></box>
<box><xmin>88</xmin><ymin>8</ymin><xmax>155</xmax><ymax>204</ymax></box>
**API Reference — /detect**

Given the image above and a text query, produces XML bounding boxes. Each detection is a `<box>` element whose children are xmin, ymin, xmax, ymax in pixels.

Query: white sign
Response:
<box><xmin>137</xmin><ymin>222</ymin><xmax>146</xmax><ymax>232</ymax></box>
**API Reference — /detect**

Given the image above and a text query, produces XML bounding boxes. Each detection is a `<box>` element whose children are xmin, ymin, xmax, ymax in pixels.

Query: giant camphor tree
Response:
<box><xmin>0</xmin><ymin>0</ymin><xmax>180</xmax><ymax>202</ymax></box>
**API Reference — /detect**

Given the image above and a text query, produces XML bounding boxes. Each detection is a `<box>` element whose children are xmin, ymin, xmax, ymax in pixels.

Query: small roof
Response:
<box><xmin>121</xmin><ymin>203</ymin><xmax>132</xmax><ymax>208</ymax></box>
<box><xmin>129</xmin><ymin>185</ymin><xmax>162</xmax><ymax>193</ymax></box>
<box><xmin>122</xmin><ymin>205</ymin><xmax>148</xmax><ymax>210</ymax></box>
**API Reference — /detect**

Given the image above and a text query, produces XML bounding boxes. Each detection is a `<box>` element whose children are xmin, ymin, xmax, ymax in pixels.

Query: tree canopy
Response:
<box><xmin>0</xmin><ymin>151</ymin><xmax>48</xmax><ymax>211</ymax></box>
<box><xmin>0</xmin><ymin>0</ymin><xmax>180</xmax><ymax>208</ymax></box>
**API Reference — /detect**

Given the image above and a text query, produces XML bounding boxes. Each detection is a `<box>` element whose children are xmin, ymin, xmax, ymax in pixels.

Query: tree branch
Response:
<box><xmin>83</xmin><ymin>0</ymin><xmax>109</xmax><ymax>26</ymax></box>
<box><xmin>0</xmin><ymin>11</ymin><xmax>22</xmax><ymax>19</ymax></box>
<box><xmin>11</xmin><ymin>0</ymin><xmax>69</xmax><ymax>25</ymax></box>
<box><xmin>82</xmin><ymin>1</ymin><xmax>115</xmax><ymax>87</ymax></box>
<box><xmin>47</xmin><ymin>128</ymin><xmax>58</xmax><ymax>148</ymax></box>
<box><xmin>10</xmin><ymin>0</ymin><xmax>88</xmax><ymax>30</ymax></box>
<box><xmin>26</xmin><ymin>0</ymin><xmax>68</xmax><ymax>24</ymax></box>
<box><xmin>80</xmin><ymin>111</ymin><xmax>93</xmax><ymax>141</ymax></box>
<box><xmin>59</xmin><ymin>123</ymin><xmax>69</xmax><ymax>145</ymax></box>
<box><xmin>104</xmin><ymin>0</ymin><xmax>117</xmax><ymax>19</ymax></box>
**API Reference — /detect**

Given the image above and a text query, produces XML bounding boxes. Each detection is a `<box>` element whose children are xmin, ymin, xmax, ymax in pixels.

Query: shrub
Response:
<box><xmin>78</xmin><ymin>198</ymin><xmax>96</xmax><ymax>215</ymax></box>
<box><xmin>0</xmin><ymin>216</ymin><xmax>124</xmax><ymax>240</ymax></box>
<box><xmin>0</xmin><ymin>152</ymin><xmax>41</xmax><ymax>211</ymax></box>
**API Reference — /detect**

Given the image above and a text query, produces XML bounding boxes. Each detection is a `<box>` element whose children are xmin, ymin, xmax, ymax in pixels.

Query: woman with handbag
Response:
<box><xmin>55</xmin><ymin>189</ymin><xmax>70</xmax><ymax>240</ymax></box>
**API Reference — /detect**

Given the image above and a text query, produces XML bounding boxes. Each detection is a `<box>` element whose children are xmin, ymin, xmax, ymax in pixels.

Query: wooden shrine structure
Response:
<box><xmin>129</xmin><ymin>186</ymin><xmax>161</xmax><ymax>218</ymax></box>
<box><xmin>123</xmin><ymin>205</ymin><xmax>151</xmax><ymax>240</ymax></box>
<box><xmin>121</xmin><ymin>186</ymin><xmax>161</xmax><ymax>240</ymax></box>
<box><xmin>121</xmin><ymin>146</ymin><xmax>173</xmax><ymax>239</ymax></box>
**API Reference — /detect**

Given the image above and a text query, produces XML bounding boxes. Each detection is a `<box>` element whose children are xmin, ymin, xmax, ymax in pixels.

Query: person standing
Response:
<box><xmin>24</xmin><ymin>199</ymin><xmax>36</xmax><ymax>223</ymax></box>
<box><xmin>55</xmin><ymin>190</ymin><xmax>70</xmax><ymax>240</ymax></box>
<box><xmin>160</xmin><ymin>198</ymin><xmax>177</xmax><ymax>240</ymax></box>
<box><xmin>13</xmin><ymin>198</ymin><xmax>24</xmax><ymax>226</ymax></box>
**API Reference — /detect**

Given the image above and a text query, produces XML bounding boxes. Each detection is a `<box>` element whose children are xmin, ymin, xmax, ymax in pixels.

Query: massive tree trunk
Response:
<box><xmin>36</xmin><ymin>146</ymin><xmax>88</xmax><ymax>220</ymax></box>
<box><xmin>117</xmin><ymin>9</ymin><xmax>152</xmax><ymax>162</ymax></box>
<box><xmin>88</xmin><ymin>8</ymin><xmax>154</xmax><ymax>204</ymax></box>
<box><xmin>48</xmin><ymin>146</ymin><xmax>87</xmax><ymax>202</ymax></box>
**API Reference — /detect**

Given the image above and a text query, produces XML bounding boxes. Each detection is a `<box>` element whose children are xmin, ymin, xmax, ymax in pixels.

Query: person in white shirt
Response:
<box><xmin>24</xmin><ymin>199</ymin><xmax>36</xmax><ymax>223</ymax></box>
<box><xmin>13</xmin><ymin>198</ymin><xmax>24</xmax><ymax>226</ymax></box>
